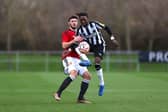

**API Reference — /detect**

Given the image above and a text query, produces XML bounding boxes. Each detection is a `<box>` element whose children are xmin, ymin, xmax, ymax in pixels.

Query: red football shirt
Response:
<box><xmin>61</xmin><ymin>29</ymin><xmax>80</xmax><ymax>59</ymax></box>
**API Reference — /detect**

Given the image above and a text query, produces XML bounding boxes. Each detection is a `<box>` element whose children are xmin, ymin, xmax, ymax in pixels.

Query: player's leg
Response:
<box><xmin>95</xmin><ymin>56</ymin><xmax>104</xmax><ymax>96</ymax></box>
<box><xmin>75</xmin><ymin>47</ymin><xmax>91</xmax><ymax>66</ymax></box>
<box><xmin>54</xmin><ymin>58</ymin><xmax>77</xmax><ymax>101</ymax></box>
<box><xmin>70</xmin><ymin>42</ymin><xmax>91</xmax><ymax>67</ymax></box>
<box><xmin>93</xmin><ymin>45</ymin><xmax>105</xmax><ymax>96</ymax></box>
<box><xmin>54</xmin><ymin>70</ymin><xmax>77</xmax><ymax>101</ymax></box>
<box><xmin>78</xmin><ymin>71</ymin><xmax>91</xmax><ymax>103</ymax></box>
<box><xmin>77</xmin><ymin>64</ymin><xmax>92</xmax><ymax>103</ymax></box>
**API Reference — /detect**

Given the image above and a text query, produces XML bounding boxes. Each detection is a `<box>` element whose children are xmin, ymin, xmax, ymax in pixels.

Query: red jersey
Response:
<box><xmin>61</xmin><ymin>29</ymin><xmax>80</xmax><ymax>59</ymax></box>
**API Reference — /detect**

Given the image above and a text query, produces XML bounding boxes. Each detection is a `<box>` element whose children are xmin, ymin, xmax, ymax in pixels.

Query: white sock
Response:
<box><xmin>75</xmin><ymin>47</ymin><xmax>89</xmax><ymax>61</ymax></box>
<box><xmin>97</xmin><ymin>68</ymin><xmax>104</xmax><ymax>86</ymax></box>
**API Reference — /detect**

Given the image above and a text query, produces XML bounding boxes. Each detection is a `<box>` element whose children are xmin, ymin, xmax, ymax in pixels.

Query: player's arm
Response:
<box><xmin>62</xmin><ymin>36</ymin><xmax>83</xmax><ymax>49</ymax></box>
<box><xmin>94</xmin><ymin>21</ymin><xmax>111</xmax><ymax>35</ymax></box>
<box><xmin>62</xmin><ymin>40</ymin><xmax>76</xmax><ymax>49</ymax></box>
<box><xmin>103</xmin><ymin>24</ymin><xmax>119</xmax><ymax>48</ymax></box>
<box><xmin>95</xmin><ymin>21</ymin><xmax>119</xmax><ymax>48</ymax></box>
<box><xmin>110</xmin><ymin>37</ymin><xmax>119</xmax><ymax>48</ymax></box>
<box><xmin>103</xmin><ymin>25</ymin><xmax>120</xmax><ymax>48</ymax></box>
<box><xmin>103</xmin><ymin>25</ymin><xmax>118</xmax><ymax>46</ymax></box>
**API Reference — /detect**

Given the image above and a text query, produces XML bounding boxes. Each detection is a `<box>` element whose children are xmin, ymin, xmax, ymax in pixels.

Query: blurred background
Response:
<box><xmin>0</xmin><ymin>0</ymin><xmax>168</xmax><ymax>72</ymax></box>
<box><xmin>0</xmin><ymin>1</ymin><xmax>168</xmax><ymax>112</ymax></box>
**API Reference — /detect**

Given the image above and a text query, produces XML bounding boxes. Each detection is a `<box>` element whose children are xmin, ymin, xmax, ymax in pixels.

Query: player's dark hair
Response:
<box><xmin>76</xmin><ymin>12</ymin><xmax>88</xmax><ymax>17</ymax></box>
<box><xmin>68</xmin><ymin>16</ymin><xmax>78</xmax><ymax>22</ymax></box>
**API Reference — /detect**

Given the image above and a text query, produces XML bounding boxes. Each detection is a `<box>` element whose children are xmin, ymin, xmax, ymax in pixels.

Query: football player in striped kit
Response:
<box><xmin>77</xmin><ymin>12</ymin><xmax>119</xmax><ymax>96</ymax></box>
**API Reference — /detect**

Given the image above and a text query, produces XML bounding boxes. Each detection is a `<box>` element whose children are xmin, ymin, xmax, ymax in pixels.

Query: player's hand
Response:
<box><xmin>110</xmin><ymin>35</ymin><xmax>115</xmax><ymax>41</ymax></box>
<box><xmin>73</xmin><ymin>36</ymin><xmax>83</xmax><ymax>42</ymax></box>
<box><xmin>110</xmin><ymin>35</ymin><xmax>119</xmax><ymax>48</ymax></box>
<box><xmin>111</xmin><ymin>39</ymin><xmax>119</xmax><ymax>48</ymax></box>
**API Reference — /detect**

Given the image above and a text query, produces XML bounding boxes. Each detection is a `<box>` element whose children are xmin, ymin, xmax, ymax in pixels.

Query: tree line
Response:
<box><xmin>0</xmin><ymin>0</ymin><xmax>168</xmax><ymax>51</ymax></box>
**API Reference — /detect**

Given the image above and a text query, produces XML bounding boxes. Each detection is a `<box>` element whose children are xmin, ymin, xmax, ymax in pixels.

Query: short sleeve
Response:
<box><xmin>94</xmin><ymin>21</ymin><xmax>106</xmax><ymax>30</ymax></box>
<box><xmin>62</xmin><ymin>32</ymin><xmax>69</xmax><ymax>42</ymax></box>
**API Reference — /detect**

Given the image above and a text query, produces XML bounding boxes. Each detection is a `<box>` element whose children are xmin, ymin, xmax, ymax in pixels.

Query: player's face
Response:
<box><xmin>68</xmin><ymin>18</ymin><xmax>78</xmax><ymax>30</ymax></box>
<box><xmin>79</xmin><ymin>16</ymin><xmax>88</xmax><ymax>26</ymax></box>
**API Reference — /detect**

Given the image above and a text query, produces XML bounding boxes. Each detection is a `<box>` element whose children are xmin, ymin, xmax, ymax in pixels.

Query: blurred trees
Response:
<box><xmin>0</xmin><ymin>0</ymin><xmax>167</xmax><ymax>51</ymax></box>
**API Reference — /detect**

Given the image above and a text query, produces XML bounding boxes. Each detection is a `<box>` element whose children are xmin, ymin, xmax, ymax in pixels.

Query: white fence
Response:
<box><xmin>104</xmin><ymin>51</ymin><xmax>140</xmax><ymax>72</ymax></box>
<box><xmin>0</xmin><ymin>51</ymin><xmax>141</xmax><ymax>72</ymax></box>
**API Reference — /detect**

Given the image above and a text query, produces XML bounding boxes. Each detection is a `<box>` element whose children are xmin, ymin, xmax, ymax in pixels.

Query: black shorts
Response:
<box><xmin>90</xmin><ymin>44</ymin><xmax>105</xmax><ymax>59</ymax></box>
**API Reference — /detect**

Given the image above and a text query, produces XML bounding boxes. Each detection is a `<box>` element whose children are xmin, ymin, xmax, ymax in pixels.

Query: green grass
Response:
<box><xmin>0</xmin><ymin>72</ymin><xmax>168</xmax><ymax>112</ymax></box>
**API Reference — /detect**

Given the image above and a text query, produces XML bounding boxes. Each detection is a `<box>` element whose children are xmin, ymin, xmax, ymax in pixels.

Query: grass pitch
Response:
<box><xmin>0</xmin><ymin>72</ymin><xmax>168</xmax><ymax>112</ymax></box>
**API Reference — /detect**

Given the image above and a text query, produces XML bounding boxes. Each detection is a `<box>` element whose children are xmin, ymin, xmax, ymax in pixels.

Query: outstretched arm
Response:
<box><xmin>104</xmin><ymin>25</ymin><xmax>119</xmax><ymax>48</ymax></box>
<box><xmin>95</xmin><ymin>21</ymin><xmax>120</xmax><ymax>48</ymax></box>
<box><xmin>104</xmin><ymin>26</ymin><xmax>112</xmax><ymax>36</ymax></box>
<box><xmin>110</xmin><ymin>37</ymin><xmax>119</xmax><ymax>48</ymax></box>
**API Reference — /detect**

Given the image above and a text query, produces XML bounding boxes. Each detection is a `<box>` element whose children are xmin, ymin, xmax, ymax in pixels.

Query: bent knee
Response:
<box><xmin>82</xmin><ymin>71</ymin><xmax>91</xmax><ymax>80</ymax></box>
<box><xmin>69</xmin><ymin>70</ymin><xmax>78</xmax><ymax>80</ymax></box>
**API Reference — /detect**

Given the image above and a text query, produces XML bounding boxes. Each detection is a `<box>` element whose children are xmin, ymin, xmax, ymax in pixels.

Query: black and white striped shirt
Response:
<box><xmin>77</xmin><ymin>21</ymin><xmax>110</xmax><ymax>46</ymax></box>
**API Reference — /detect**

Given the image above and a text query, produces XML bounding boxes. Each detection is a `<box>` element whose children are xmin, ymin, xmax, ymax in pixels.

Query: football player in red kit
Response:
<box><xmin>53</xmin><ymin>16</ymin><xmax>91</xmax><ymax>104</ymax></box>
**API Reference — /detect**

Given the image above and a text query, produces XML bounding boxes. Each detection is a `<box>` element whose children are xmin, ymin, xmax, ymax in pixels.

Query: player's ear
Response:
<box><xmin>68</xmin><ymin>21</ymin><xmax>71</xmax><ymax>26</ymax></box>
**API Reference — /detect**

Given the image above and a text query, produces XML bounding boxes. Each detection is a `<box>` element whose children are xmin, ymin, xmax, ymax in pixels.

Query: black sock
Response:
<box><xmin>57</xmin><ymin>77</ymin><xmax>72</xmax><ymax>97</ymax></box>
<box><xmin>78</xmin><ymin>81</ymin><xmax>89</xmax><ymax>100</ymax></box>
